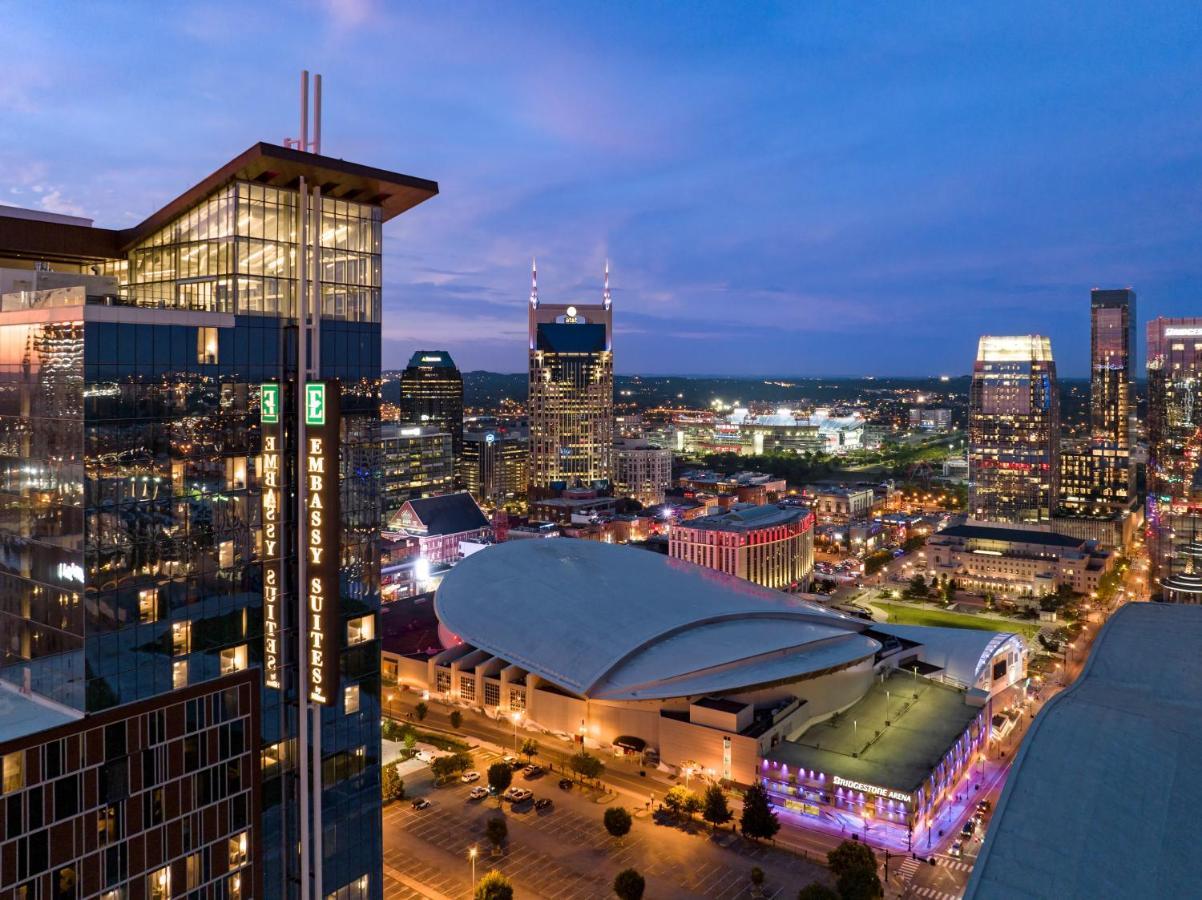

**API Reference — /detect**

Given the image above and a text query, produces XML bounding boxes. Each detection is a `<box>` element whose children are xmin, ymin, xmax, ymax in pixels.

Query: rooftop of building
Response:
<box><xmin>381</xmin><ymin>422</ymin><xmax>450</xmax><ymax>439</ymax></box>
<box><xmin>404</xmin><ymin>350</ymin><xmax>458</xmax><ymax>369</ymax></box>
<box><xmin>434</xmin><ymin>539</ymin><xmax>879</xmax><ymax>701</ymax></box>
<box><xmin>0</xmin><ymin>142</ymin><xmax>438</xmax><ymax>265</ymax></box>
<box><xmin>396</xmin><ymin>491</ymin><xmax>489</xmax><ymax>536</ymax></box>
<box><xmin>675</xmin><ymin>503</ymin><xmax>813</xmax><ymax>532</ymax></box>
<box><xmin>966</xmin><ymin>603</ymin><xmax>1202</xmax><ymax>900</ymax></box>
<box><xmin>765</xmin><ymin>669</ymin><xmax>981</xmax><ymax>793</ymax></box>
<box><xmin>0</xmin><ymin>682</ymin><xmax>82</xmax><ymax>744</ymax></box>
<box><xmin>936</xmin><ymin>523</ymin><xmax>1086</xmax><ymax>549</ymax></box>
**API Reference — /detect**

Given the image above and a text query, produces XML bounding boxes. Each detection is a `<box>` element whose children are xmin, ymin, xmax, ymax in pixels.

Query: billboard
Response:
<box><xmin>304</xmin><ymin>380</ymin><xmax>341</xmax><ymax>705</ymax></box>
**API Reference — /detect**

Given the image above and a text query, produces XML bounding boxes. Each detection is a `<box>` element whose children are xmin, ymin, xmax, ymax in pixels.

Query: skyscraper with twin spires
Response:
<box><xmin>527</xmin><ymin>261</ymin><xmax>614</xmax><ymax>493</ymax></box>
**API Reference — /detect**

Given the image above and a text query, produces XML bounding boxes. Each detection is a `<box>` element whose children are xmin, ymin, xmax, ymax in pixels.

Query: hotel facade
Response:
<box><xmin>0</xmin><ymin>135</ymin><xmax>436</xmax><ymax>899</ymax></box>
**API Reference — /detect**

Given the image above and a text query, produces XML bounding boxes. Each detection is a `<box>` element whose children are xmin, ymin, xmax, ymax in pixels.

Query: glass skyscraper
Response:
<box><xmin>397</xmin><ymin>350</ymin><xmax>463</xmax><ymax>480</ymax></box>
<box><xmin>1089</xmin><ymin>289</ymin><xmax>1137</xmax><ymax>513</ymax></box>
<box><xmin>1147</xmin><ymin>317</ymin><xmax>1202</xmax><ymax>602</ymax></box>
<box><xmin>0</xmin><ymin>142</ymin><xmax>437</xmax><ymax>898</ymax></box>
<box><xmin>527</xmin><ymin>264</ymin><xmax>614</xmax><ymax>493</ymax></box>
<box><xmin>968</xmin><ymin>335</ymin><xmax>1060</xmax><ymax>523</ymax></box>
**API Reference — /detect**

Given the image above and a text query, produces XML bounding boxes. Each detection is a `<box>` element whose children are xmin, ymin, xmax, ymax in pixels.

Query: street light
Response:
<box><xmin>510</xmin><ymin>710</ymin><xmax>522</xmax><ymax>753</ymax></box>
<box><xmin>469</xmin><ymin>846</ymin><xmax>477</xmax><ymax>888</ymax></box>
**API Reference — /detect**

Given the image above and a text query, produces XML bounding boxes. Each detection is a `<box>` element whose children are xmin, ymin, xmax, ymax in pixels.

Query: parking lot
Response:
<box><xmin>383</xmin><ymin>749</ymin><xmax>830</xmax><ymax>899</ymax></box>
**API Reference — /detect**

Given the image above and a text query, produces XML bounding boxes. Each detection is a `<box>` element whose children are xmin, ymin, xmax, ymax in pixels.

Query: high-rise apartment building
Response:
<box><xmin>0</xmin><ymin>137</ymin><xmax>437</xmax><ymax>900</ymax></box>
<box><xmin>969</xmin><ymin>336</ymin><xmax>1060</xmax><ymax>523</ymax></box>
<box><xmin>1147</xmin><ymin>317</ymin><xmax>1202</xmax><ymax>602</ymax></box>
<box><xmin>1088</xmin><ymin>289</ymin><xmax>1137</xmax><ymax>513</ymax></box>
<box><xmin>527</xmin><ymin>261</ymin><xmax>614</xmax><ymax>492</ymax></box>
<box><xmin>613</xmin><ymin>438</ymin><xmax>673</xmax><ymax>506</ymax></box>
<box><xmin>381</xmin><ymin>423</ymin><xmax>454</xmax><ymax>522</ymax></box>
<box><xmin>462</xmin><ymin>426</ymin><xmax>528</xmax><ymax>509</ymax></box>
<box><xmin>398</xmin><ymin>350</ymin><xmax>463</xmax><ymax>478</ymax></box>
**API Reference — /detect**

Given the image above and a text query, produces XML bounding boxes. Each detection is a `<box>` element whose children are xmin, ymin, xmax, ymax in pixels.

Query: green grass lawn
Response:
<box><xmin>873</xmin><ymin>601</ymin><xmax>1040</xmax><ymax>640</ymax></box>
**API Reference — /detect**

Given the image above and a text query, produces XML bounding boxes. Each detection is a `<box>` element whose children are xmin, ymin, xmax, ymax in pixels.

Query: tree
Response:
<box><xmin>739</xmin><ymin>784</ymin><xmax>780</xmax><ymax>842</ymax></box>
<box><xmin>906</xmin><ymin>574</ymin><xmax>929</xmax><ymax>598</ymax></box>
<box><xmin>450</xmin><ymin>710</ymin><xmax>463</xmax><ymax>729</ymax></box>
<box><xmin>382</xmin><ymin>719</ymin><xmax>402</xmax><ymax>741</ymax></box>
<box><xmin>485</xmin><ymin>816</ymin><xmax>508</xmax><ymax>851</ymax></box>
<box><xmin>702</xmin><ymin>784</ymin><xmax>733</xmax><ymax>832</ymax></box>
<box><xmin>612</xmin><ymin>868</ymin><xmax>645</xmax><ymax>900</ymax></box>
<box><xmin>796</xmin><ymin>883</ymin><xmax>839</xmax><ymax>900</ymax></box>
<box><xmin>487</xmin><ymin>762</ymin><xmax>512</xmax><ymax>800</ymax></box>
<box><xmin>431</xmin><ymin>751</ymin><xmax>473</xmax><ymax>784</ymax></box>
<box><xmin>520</xmin><ymin>738</ymin><xmax>539</xmax><ymax>761</ymax></box>
<box><xmin>381</xmin><ymin>762</ymin><xmax>404</xmax><ymax>803</ymax></box>
<box><xmin>604</xmin><ymin>806</ymin><xmax>632</xmax><ymax>839</ymax></box>
<box><xmin>415</xmin><ymin>701</ymin><xmax>428</xmax><ymax>721</ymax></box>
<box><xmin>683</xmin><ymin>792</ymin><xmax>703</xmax><ymax>819</ymax></box>
<box><xmin>663</xmin><ymin>783</ymin><xmax>701</xmax><ymax>817</ymax></box>
<box><xmin>827</xmin><ymin>840</ymin><xmax>882</xmax><ymax>900</ymax></box>
<box><xmin>475</xmin><ymin>870</ymin><xmax>513</xmax><ymax>900</ymax></box>
<box><xmin>569</xmin><ymin>751</ymin><xmax>604</xmax><ymax>782</ymax></box>
<box><xmin>403</xmin><ymin>730</ymin><xmax>417</xmax><ymax>755</ymax></box>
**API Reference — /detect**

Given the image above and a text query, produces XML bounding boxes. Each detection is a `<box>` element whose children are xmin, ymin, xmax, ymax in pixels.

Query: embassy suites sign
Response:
<box><xmin>304</xmin><ymin>381</ymin><xmax>341</xmax><ymax>706</ymax></box>
<box><xmin>258</xmin><ymin>380</ymin><xmax>342</xmax><ymax>706</ymax></box>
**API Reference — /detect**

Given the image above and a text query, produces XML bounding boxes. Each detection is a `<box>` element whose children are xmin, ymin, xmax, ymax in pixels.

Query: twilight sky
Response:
<box><xmin>3</xmin><ymin>1</ymin><xmax>1201</xmax><ymax>376</ymax></box>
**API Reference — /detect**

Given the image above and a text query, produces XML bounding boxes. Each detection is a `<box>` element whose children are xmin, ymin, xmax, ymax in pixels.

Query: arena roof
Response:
<box><xmin>434</xmin><ymin>539</ymin><xmax>880</xmax><ymax>701</ymax></box>
<box><xmin>965</xmin><ymin>603</ymin><xmax>1202</xmax><ymax>899</ymax></box>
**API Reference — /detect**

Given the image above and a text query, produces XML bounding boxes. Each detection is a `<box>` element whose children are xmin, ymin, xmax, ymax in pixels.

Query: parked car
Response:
<box><xmin>960</xmin><ymin>819</ymin><xmax>976</xmax><ymax>839</ymax></box>
<box><xmin>976</xmin><ymin>799</ymin><xmax>992</xmax><ymax>815</ymax></box>
<box><xmin>460</xmin><ymin>771</ymin><xmax>481</xmax><ymax>783</ymax></box>
<box><xmin>411</xmin><ymin>798</ymin><xmax>431</xmax><ymax>810</ymax></box>
<box><xmin>558</xmin><ymin>778</ymin><xmax>573</xmax><ymax>791</ymax></box>
<box><xmin>534</xmin><ymin>797</ymin><xmax>552</xmax><ymax>811</ymax></box>
<box><xmin>523</xmin><ymin>765</ymin><xmax>544</xmax><ymax>779</ymax></box>
<box><xmin>949</xmin><ymin>840</ymin><xmax>963</xmax><ymax>858</ymax></box>
<box><xmin>468</xmin><ymin>786</ymin><xmax>489</xmax><ymax>801</ymax></box>
<box><xmin>501</xmin><ymin>755</ymin><xmax>518</xmax><ymax>767</ymax></box>
<box><xmin>505</xmin><ymin>787</ymin><xmax>533</xmax><ymax>803</ymax></box>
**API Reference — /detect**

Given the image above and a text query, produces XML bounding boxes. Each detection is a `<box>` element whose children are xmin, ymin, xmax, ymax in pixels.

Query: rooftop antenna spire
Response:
<box><xmin>287</xmin><ymin>70</ymin><xmax>323</xmax><ymax>153</ymax></box>
<box><xmin>603</xmin><ymin>258</ymin><xmax>611</xmax><ymax>309</ymax></box>
<box><xmin>530</xmin><ymin>257</ymin><xmax>539</xmax><ymax>308</ymax></box>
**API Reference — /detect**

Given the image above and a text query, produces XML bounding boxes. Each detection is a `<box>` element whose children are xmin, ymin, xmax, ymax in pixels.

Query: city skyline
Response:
<box><xmin>4</xmin><ymin>2</ymin><xmax>1202</xmax><ymax>375</ymax></box>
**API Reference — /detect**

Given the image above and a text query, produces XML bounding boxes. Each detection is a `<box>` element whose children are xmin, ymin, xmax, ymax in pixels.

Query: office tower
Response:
<box><xmin>968</xmin><ymin>335</ymin><xmax>1060</xmax><ymax>523</ymax></box>
<box><xmin>0</xmin><ymin>135</ymin><xmax>436</xmax><ymax>900</ymax></box>
<box><xmin>462</xmin><ymin>425</ymin><xmax>528</xmax><ymax>509</ymax></box>
<box><xmin>380</xmin><ymin>423</ymin><xmax>454</xmax><ymax>522</ymax></box>
<box><xmin>1147</xmin><ymin>317</ymin><xmax>1202</xmax><ymax>602</ymax></box>
<box><xmin>527</xmin><ymin>260</ymin><xmax>614</xmax><ymax>492</ymax></box>
<box><xmin>1089</xmin><ymin>289</ymin><xmax>1137</xmax><ymax>512</ymax></box>
<box><xmin>613</xmin><ymin>437</ymin><xmax>673</xmax><ymax>506</ymax></box>
<box><xmin>398</xmin><ymin>350</ymin><xmax>463</xmax><ymax>479</ymax></box>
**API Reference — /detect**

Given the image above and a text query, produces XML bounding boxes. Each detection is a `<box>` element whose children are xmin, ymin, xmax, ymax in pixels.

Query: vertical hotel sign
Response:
<box><xmin>260</xmin><ymin>383</ymin><xmax>283</xmax><ymax>689</ymax></box>
<box><xmin>304</xmin><ymin>381</ymin><xmax>340</xmax><ymax>705</ymax></box>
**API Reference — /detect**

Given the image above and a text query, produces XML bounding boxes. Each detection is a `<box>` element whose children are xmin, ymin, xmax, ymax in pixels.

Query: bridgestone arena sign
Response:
<box><xmin>304</xmin><ymin>381</ymin><xmax>341</xmax><ymax>705</ymax></box>
<box><xmin>833</xmin><ymin>775</ymin><xmax>910</xmax><ymax>804</ymax></box>
<box><xmin>260</xmin><ymin>383</ymin><xmax>283</xmax><ymax>689</ymax></box>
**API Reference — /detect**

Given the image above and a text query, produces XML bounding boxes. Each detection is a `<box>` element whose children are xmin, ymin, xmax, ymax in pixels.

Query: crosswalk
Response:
<box><xmin>936</xmin><ymin>855</ymin><xmax>974</xmax><ymax>874</ymax></box>
<box><xmin>909</xmin><ymin>886</ymin><xmax>962</xmax><ymax>900</ymax></box>
<box><xmin>896</xmin><ymin>856</ymin><xmax>923</xmax><ymax>881</ymax></box>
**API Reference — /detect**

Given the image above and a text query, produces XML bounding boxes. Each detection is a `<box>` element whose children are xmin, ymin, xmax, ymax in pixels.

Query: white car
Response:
<box><xmin>468</xmin><ymin>786</ymin><xmax>489</xmax><ymax>801</ymax></box>
<box><xmin>415</xmin><ymin>750</ymin><xmax>434</xmax><ymax>763</ymax></box>
<box><xmin>460</xmin><ymin>770</ymin><xmax>481</xmax><ymax>783</ymax></box>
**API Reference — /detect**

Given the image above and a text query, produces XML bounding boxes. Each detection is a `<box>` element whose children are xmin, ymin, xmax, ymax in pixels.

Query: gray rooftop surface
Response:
<box><xmin>0</xmin><ymin>684</ymin><xmax>80</xmax><ymax>743</ymax></box>
<box><xmin>965</xmin><ymin>603</ymin><xmax>1202</xmax><ymax>900</ymax></box>
<box><xmin>765</xmin><ymin>670</ymin><xmax>979</xmax><ymax>793</ymax></box>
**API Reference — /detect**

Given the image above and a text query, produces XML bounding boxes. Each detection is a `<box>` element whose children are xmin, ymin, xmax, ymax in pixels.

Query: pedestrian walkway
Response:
<box><xmin>907</xmin><ymin>884</ymin><xmax>962</xmax><ymax>900</ymax></box>
<box><xmin>896</xmin><ymin>856</ymin><xmax>922</xmax><ymax>882</ymax></box>
<box><xmin>934</xmin><ymin>855</ymin><xmax>973</xmax><ymax>874</ymax></box>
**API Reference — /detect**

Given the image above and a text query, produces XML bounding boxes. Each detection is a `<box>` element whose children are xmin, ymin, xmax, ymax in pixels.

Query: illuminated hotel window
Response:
<box><xmin>172</xmin><ymin>621</ymin><xmax>191</xmax><ymax>655</ymax></box>
<box><xmin>197</xmin><ymin>326</ymin><xmax>219</xmax><ymax>364</ymax></box>
<box><xmin>343</xmin><ymin>684</ymin><xmax>360</xmax><ymax>714</ymax></box>
<box><xmin>219</xmin><ymin>539</ymin><xmax>235</xmax><ymax>570</ymax></box>
<box><xmin>262</xmin><ymin>740</ymin><xmax>291</xmax><ymax>772</ymax></box>
<box><xmin>99</xmin><ymin>891</ymin><xmax>125</xmax><ymax>900</ymax></box>
<box><xmin>220</xmin><ymin>644</ymin><xmax>248</xmax><ymax>674</ymax></box>
<box><xmin>346</xmin><ymin>614</ymin><xmax>375</xmax><ymax>646</ymax></box>
<box><xmin>172</xmin><ymin>660</ymin><xmax>188</xmax><ymax>689</ymax></box>
<box><xmin>147</xmin><ymin>866</ymin><xmax>170</xmax><ymax>900</ymax></box>
<box><xmin>138</xmin><ymin>588</ymin><xmax>158</xmax><ymax>623</ymax></box>
<box><xmin>226</xmin><ymin>456</ymin><xmax>247</xmax><ymax>490</ymax></box>
<box><xmin>185</xmin><ymin>852</ymin><xmax>202</xmax><ymax>890</ymax></box>
<box><xmin>229</xmin><ymin>873</ymin><xmax>244</xmax><ymax>900</ymax></box>
<box><xmin>2</xmin><ymin>750</ymin><xmax>23</xmax><ymax>794</ymax></box>
<box><xmin>229</xmin><ymin>830</ymin><xmax>250</xmax><ymax>868</ymax></box>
